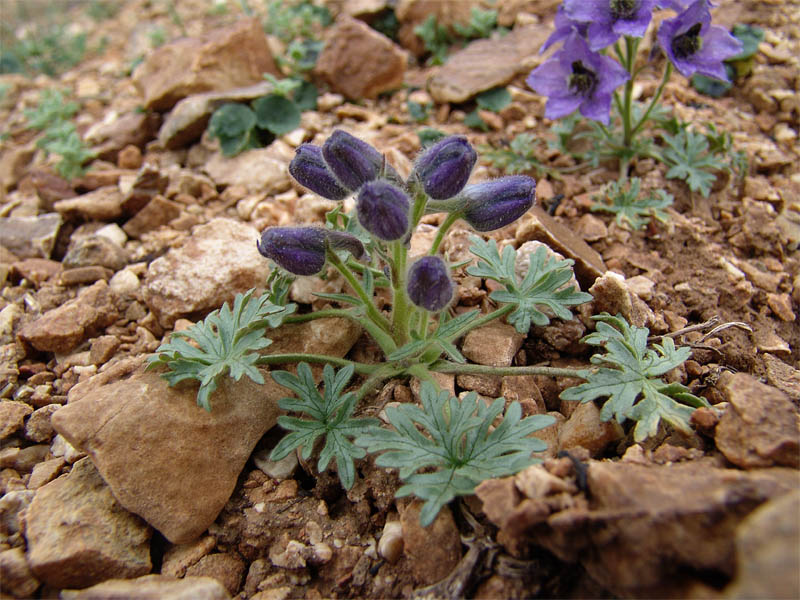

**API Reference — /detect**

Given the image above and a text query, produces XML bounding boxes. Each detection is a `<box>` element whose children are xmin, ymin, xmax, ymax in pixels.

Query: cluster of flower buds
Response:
<box><xmin>263</xmin><ymin>130</ymin><xmax>537</xmax><ymax>313</ymax></box>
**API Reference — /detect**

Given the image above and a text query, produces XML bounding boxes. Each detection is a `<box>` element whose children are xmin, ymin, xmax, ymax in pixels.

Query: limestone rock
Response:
<box><xmin>25</xmin><ymin>457</ymin><xmax>152</xmax><ymax>589</ymax></box>
<box><xmin>18</xmin><ymin>280</ymin><xmax>119</xmax><ymax>354</ymax></box>
<box><xmin>185</xmin><ymin>553</ymin><xmax>246</xmax><ymax>596</ymax></box>
<box><xmin>203</xmin><ymin>148</ymin><xmax>291</xmax><ymax>195</ymax></box>
<box><xmin>132</xmin><ymin>19</ymin><xmax>280</xmax><ymax>111</ymax></box>
<box><xmin>0</xmin><ymin>547</ymin><xmax>40</xmax><ymax>598</ymax></box>
<box><xmin>558</xmin><ymin>401</ymin><xmax>624</xmax><ymax>457</ymax></box>
<box><xmin>121</xmin><ymin>163</ymin><xmax>169</xmax><ymax>216</ymax></box>
<box><xmin>715</xmin><ymin>372</ymin><xmax>800</xmax><ymax>468</ymax></box>
<box><xmin>427</xmin><ymin>23</ymin><xmax>551</xmax><ymax>103</ymax></box>
<box><xmin>158</xmin><ymin>81</ymin><xmax>273</xmax><ymax>150</ymax></box>
<box><xmin>51</xmin><ymin>358</ymin><xmax>283</xmax><ymax>543</ymax></box>
<box><xmin>315</xmin><ymin>17</ymin><xmax>407</xmax><ymax>100</ymax></box>
<box><xmin>84</xmin><ymin>110</ymin><xmax>162</xmax><ymax>163</ymax></box>
<box><xmin>60</xmin><ymin>574</ymin><xmax>231</xmax><ymax>600</ymax></box>
<box><xmin>63</xmin><ymin>234</ymin><xmax>129</xmax><ymax>272</ymax></box>
<box><xmin>399</xmin><ymin>499</ymin><xmax>462</xmax><ymax>585</ymax></box>
<box><xmin>461</xmin><ymin>321</ymin><xmax>524</xmax><ymax>367</ymax></box>
<box><xmin>161</xmin><ymin>536</ymin><xmax>216</xmax><ymax>577</ymax></box>
<box><xmin>589</xmin><ymin>271</ymin><xmax>655</xmax><ymax>328</ymax></box>
<box><xmin>0</xmin><ymin>213</ymin><xmax>62</xmax><ymax>259</ymax></box>
<box><xmin>0</xmin><ymin>400</ymin><xmax>32</xmax><ymax>440</ymax></box>
<box><xmin>123</xmin><ymin>195</ymin><xmax>182</xmax><ymax>238</ymax></box>
<box><xmin>143</xmin><ymin>218</ymin><xmax>271</xmax><ymax>328</ymax></box>
<box><xmin>54</xmin><ymin>186</ymin><xmax>125</xmax><ymax>221</ymax></box>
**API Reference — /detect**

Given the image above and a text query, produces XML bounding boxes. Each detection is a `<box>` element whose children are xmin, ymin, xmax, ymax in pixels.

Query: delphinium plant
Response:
<box><xmin>523</xmin><ymin>0</ymin><xmax>744</xmax><ymax>200</ymax></box>
<box><xmin>147</xmin><ymin>130</ymin><xmax>709</xmax><ymax>525</ymax></box>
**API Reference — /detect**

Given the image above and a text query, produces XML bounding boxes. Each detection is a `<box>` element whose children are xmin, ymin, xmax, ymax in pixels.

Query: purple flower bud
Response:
<box><xmin>289</xmin><ymin>144</ymin><xmax>351</xmax><ymax>200</ymax></box>
<box><xmin>257</xmin><ymin>227</ymin><xmax>364</xmax><ymax>276</ymax></box>
<box><xmin>356</xmin><ymin>181</ymin><xmax>410</xmax><ymax>241</ymax></box>
<box><xmin>461</xmin><ymin>175</ymin><xmax>536</xmax><ymax>232</ymax></box>
<box><xmin>322</xmin><ymin>130</ymin><xmax>386</xmax><ymax>191</ymax></box>
<box><xmin>414</xmin><ymin>135</ymin><xmax>477</xmax><ymax>200</ymax></box>
<box><xmin>407</xmin><ymin>256</ymin><xmax>453</xmax><ymax>312</ymax></box>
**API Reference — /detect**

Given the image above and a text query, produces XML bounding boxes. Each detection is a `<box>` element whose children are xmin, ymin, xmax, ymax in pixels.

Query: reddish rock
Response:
<box><xmin>132</xmin><ymin>19</ymin><xmax>280</xmax><ymax>111</ymax></box>
<box><xmin>120</xmin><ymin>163</ymin><xmax>169</xmax><ymax>216</ymax></box>
<box><xmin>0</xmin><ymin>213</ymin><xmax>62</xmax><ymax>259</ymax></box>
<box><xmin>54</xmin><ymin>186</ymin><xmax>124</xmax><ymax>222</ymax></box>
<box><xmin>185</xmin><ymin>553</ymin><xmax>246</xmax><ymax>596</ymax></box>
<box><xmin>10</xmin><ymin>258</ymin><xmax>62</xmax><ymax>286</ymax></box>
<box><xmin>85</xmin><ymin>111</ymin><xmax>161</xmax><ymax>163</ymax></box>
<box><xmin>122</xmin><ymin>195</ymin><xmax>182</xmax><ymax>238</ymax></box>
<box><xmin>461</xmin><ymin>322</ymin><xmax>525</xmax><ymax>367</ymax></box>
<box><xmin>557</xmin><ymin>401</ymin><xmax>624</xmax><ymax>457</ymax></box>
<box><xmin>399</xmin><ymin>499</ymin><xmax>462</xmax><ymax>585</ymax></box>
<box><xmin>315</xmin><ymin>17</ymin><xmax>407</xmax><ymax>100</ymax></box>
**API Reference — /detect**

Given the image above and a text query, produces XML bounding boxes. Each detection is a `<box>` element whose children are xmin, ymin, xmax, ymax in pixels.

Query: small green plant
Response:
<box><xmin>659</xmin><ymin>126</ymin><xmax>733</xmax><ymax>198</ymax></box>
<box><xmin>148</xmin><ymin>26</ymin><xmax>168</xmax><ymax>49</ymax></box>
<box><xmin>481</xmin><ymin>133</ymin><xmax>555</xmax><ymax>178</ymax></box>
<box><xmin>453</xmin><ymin>7</ymin><xmax>502</xmax><ymax>39</ymax></box>
<box><xmin>87</xmin><ymin>0</ymin><xmax>121</xmax><ymax>21</ymax></box>
<box><xmin>264</xmin><ymin>0</ymin><xmax>331</xmax><ymax>42</ymax></box>
<box><xmin>415</xmin><ymin>8</ymin><xmax>502</xmax><ymax>66</ymax></box>
<box><xmin>24</xmin><ymin>89</ymin><xmax>95</xmax><ymax>180</ymax></box>
<box><xmin>464</xmin><ymin>86</ymin><xmax>512</xmax><ymax>131</ymax></box>
<box><xmin>407</xmin><ymin>100</ymin><xmax>431</xmax><ymax>123</ymax></box>
<box><xmin>592</xmin><ymin>177</ymin><xmax>673</xmax><ymax>230</ymax></box>
<box><xmin>0</xmin><ymin>22</ymin><xmax>88</xmax><ymax>77</ymax></box>
<box><xmin>207</xmin><ymin>75</ymin><xmax>315</xmax><ymax>157</ymax></box>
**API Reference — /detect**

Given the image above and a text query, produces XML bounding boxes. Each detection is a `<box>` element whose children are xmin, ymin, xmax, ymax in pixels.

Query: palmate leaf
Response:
<box><xmin>146</xmin><ymin>289</ymin><xmax>296</xmax><ymax>411</ymax></box>
<box><xmin>270</xmin><ymin>363</ymin><xmax>379</xmax><ymax>490</ymax></box>
<box><xmin>660</xmin><ymin>129</ymin><xmax>726</xmax><ymax>197</ymax></box>
<box><xmin>356</xmin><ymin>383</ymin><xmax>555</xmax><ymax>526</ymax></box>
<box><xmin>560</xmin><ymin>314</ymin><xmax>709</xmax><ymax>442</ymax></box>
<box><xmin>591</xmin><ymin>177</ymin><xmax>673</xmax><ymax>230</ymax></box>
<box><xmin>467</xmin><ymin>237</ymin><xmax>592</xmax><ymax>334</ymax></box>
<box><xmin>387</xmin><ymin>310</ymin><xmax>480</xmax><ymax>363</ymax></box>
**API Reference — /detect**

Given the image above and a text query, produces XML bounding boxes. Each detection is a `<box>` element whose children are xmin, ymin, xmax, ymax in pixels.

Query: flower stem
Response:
<box><xmin>631</xmin><ymin>62</ymin><xmax>673</xmax><ymax>138</ymax></box>
<box><xmin>430</xmin><ymin>360</ymin><xmax>589</xmax><ymax>379</ymax></box>
<box><xmin>429</xmin><ymin>211</ymin><xmax>460</xmax><ymax>255</ymax></box>
<box><xmin>285</xmin><ymin>308</ymin><xmax>397</xmax><ymax>355</ymax></box>
<box><xmin>390</xmin><ymin>240</ymin><xmax>410</xmax><ymax>345</ymax></box>
<box><xmin>256</xmin><ymin>353</ymin><xmax>381</xmax><ymax>375</ymax></box>
<box><xmin>621</xmin><ymin>36</ymin><xmax>640</xmax><ymax>152</ymax></box>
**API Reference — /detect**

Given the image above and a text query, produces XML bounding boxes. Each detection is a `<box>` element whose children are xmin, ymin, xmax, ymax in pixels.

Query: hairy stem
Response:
<box><xmin>326</xmin><ymin>248</ymin><xmax>393</xmax><ymax>336</ymax></box>
<box><xmin>631</xmin><ymin>62</ymin><xmax>673</xmax><ymax>138</ymax></box>
<box><xmin>256</xmin><ymin>353</ymin><xmax>381</xmax><ymax>374</ymax></box>
<box><xmin>429</xmin><ymin>211</ymin><xmax>460</xmax><ymax>256</ymax></box>
<box><xmin>430</xmin><ymin>360</ymin><xmax>589</xmax><ymax>379</ymax></box>
<box><xmin>390</xmin><ymin>240</ymin><xmax>411</xmax><ymax>345</ymax></box>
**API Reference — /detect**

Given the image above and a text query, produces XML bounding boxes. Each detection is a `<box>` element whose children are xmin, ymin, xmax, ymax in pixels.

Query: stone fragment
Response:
<box><xmin>377</xmin><ymin>520</ymin><xmax>403</xmax><ymax>563</ymax></box>
<box><xmin>11</xmin><ymin>258</ymin><xmax>62</xmax><ymax>286</ymax></box>
<box><xmin>427</xmin><ymin>23</ymin><xmax>551</xmax><ymax>103</ymax></box>
<box><xmin>479</xmin><ymin>459</ymin><xmax>799</xmax><ymax>598</ymax></box>
<box><xmin>18</xmin><ymin>280</ymin><xmax>119</xmax><ymax>354</ymax></box>
<box><xmin>24</xmin><ymin>404</ymin><xmax>60</xmax><ymax>443</ymax></box>
<box><xmin>117</xmin><ymin>145</ymin><xmax>144</xmax><ymax>170</ymax></box>
<box><xmin>399</xmin><ymin>499</ymin><xmax>462</xmax><ymax>585</ymax></box>
<box><xmin>132</xmin><ymin>19</ymin><xmax>280</xmax><ymax>111</ymax></box>
<box><xmin>123</xmin><ymin>195</ymin><xmax>182</xmax><ymax>238</ymax></box>
<box><xmin>51</xmin><ymin>358</ymin><xmax>283</xmax><ymax>543</ymax></box>
<box><xmin>63</xmin><ymin>234</ymin><xmax>128</xmax><ymax>271</ymax></box>
<box><xmin>27</xmin><ymin>457</ymin><xmax>66</xmax><ymax>489</ymax></box>
<box><xmin>0</xmin><ymin>547</ymin><xmax>40</xmax><ymax>598</ymax></box>
<box><xmin>143</xmin><ymin>218</ymin><xmax>270</xmax><ymax>328</ymax></box>
<box><xmin>121</xmin><ymin>163</ymin><xmax>170</xmax><ymax>215</ymax></box>
<box><xmin>60</xmin><ymin>575</ymin><xmax>231</xmax><ymax>600</ymax></box>
<box><xmin>0</xmin><ymin>213</ymin><xmax>62</xmax><ymax>258</ymax></box>
<box><xmin>0</xmin><ymin>489</ymin><xmax>34</xmax><ymax>537</ymax></box>
<box><xmin>724</xmin><ymin>490</ymin><xmax>800</xmax><ymax>600</ymax></box>
<box><xmin>0</xmin><ymin>445</ymin><xmax>49</xmax><ymax>471</ymax></box>
<box><xmin>25</xmin><ymin>457</ymin><xmax>152</xmax><ymax>589</ymax></box>
<box><xmin>161</xmin><ymin>536</ymin><xmax>216</xmax><ymax>577</ymax></box>
<box><xmin>763</xmin><ymin>354</ymin><xmax>800</xmax><ymax>403</ymax></box>
<box><xmin>625</xmin><ymin>275</ymin><xmax>655</xmax><ymax>301</ymax></box>
<box><xmin>0</xmin><ymin>304</ymin><xmax>23</xmax><ymax>345</ymax></box>
<box><xmin>754</xmin><ymin>329</ymin><xmax>791</xmax><ymax>356</ymax></box>
<box><xmin>575</xmin><ymin>213</ymin><xmax>608</xmax><ymax>242</ymax></box>
<box><xmin>315</xmin><ymin>17</ymin><xmax>407</xmax><ymax>100</ymax></box>
<box><xmin>0</xmin><ymin>400</ymin><xmax>32</xmax><ymax>440</ymax></box>
<box><xmin>84</xmin><ymin>111</ymin><xmax>161</xmax><ymax>162</ymax></box>
<box><xmin>715</xmin><ymin>372</ymin><xmax>800</xmax><ymax>468</ymax></box>
<box><xmin>252</xmin><ymin>448</ymin><xmax>298</xmax><ymax>480</ymax></box>
<box><xmin>456</xmin><ymin>373</ymin><xmax>501</xmax><ymax>397</ymax></box>
<box><xmin>589</xmin><ymin>271</ymin><xmax>654</xmax><ymax>328</ymax></box>
<box><xmin>461</xmin><ymin>322</ymin><xmax>525</xmax><ymax>367</ymax></box>
<box><xmin>501</xmin><ymin>375</ymin><xmax>546</xmax><ymax>415</ymax></box>
<box><xmin>516</xmin><ymin>206</ymin><xmax>606</xmax><ymax>289</ymax></box>
<box><xmin>557</xmin><ymin>401</ymin><xmax>624</xmax><ymax>457</ymax></box>
<box><xmin>185</xmin><ymin>553</ymin><xmax>246</xmax><ymax>596</ymax></box>
<box><xmin>158</xmin><ymin>81</ymin><xmax>273</xmax><ymax>150</ymax></box>
<box><xmin>59</xmin><ymin>266</ymin><xmax>114</xmax><ymax>286</ymax></box>
<box><xmin>54</xmin><ymin>186</ymin><xmax>124</xmax><ymax>221</ymax></box>
<box><xmin>203</xmin><ymin>148</ymin><xmax>291</xmax><ymax>195</ymax></box>
<box><xmin>766</xmin><ymin>292</ymin><xmax>795</xmax><ymax>321</ymax></box>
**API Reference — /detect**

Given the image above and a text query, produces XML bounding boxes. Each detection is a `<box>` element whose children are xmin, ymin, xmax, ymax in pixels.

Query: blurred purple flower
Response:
<box><xmin>406</xmin><ymin>256</ymin><xmax>453</xmax><ymax>312</ymax></box>
<box><xmin>526</xmin><ymin>33</ymin><xmax>629</xmax><ymax>124</ymax></box>
<box><xmin>357</xmin><ymin>181</ymin><xmax>410</xmax><ymax>241</ymax></box>
<box><xmin>658</xmin><ymin>0</ymin><xmax>742</xmax><ymax>81</ymax></box>
<box><xmin>540</xmin><ymin>5</ymin><xmax>589</xmax><ymax>54</ymax></box>
<box><xmin>414</xmin><ymin>135</ymin><xmax>477</xmax><ymax>200</ymax></box>
<box><xmin>564</xmin><ymin>0</ymin><xmax>657</xmax><ymax>49</ymax></box>
<box><xmin>257</xmin><ymin>227</ymin><xmax>364</xmax><ymax>276</ymax></box>
<box><xmin>289</xmin><ymin>144</ymin><xmax>351</xmax><ymax>200</ymax></box>
<box><xmin>460</xmin><ymin>175</ymin><xmax>536</xmax><ymax>232</ymax></box>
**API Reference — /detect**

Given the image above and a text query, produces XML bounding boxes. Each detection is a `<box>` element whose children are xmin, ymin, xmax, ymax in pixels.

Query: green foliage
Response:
<box><xmin>387</xmin><ymin>310</ymin><xmax>480</xmax><ymax>364</ymax></box>
<box><xmin>264</xmin><ymin>0</ymin><xmax>332</xmax><ymax>43</ymax></box>
<box><xmin>208</xmin><ymin>102</ymin><xmax>259</xmax><ymax>156</ymax></box>
<box><xmin>407</xmin><ymin>100</ymin><xmax>431</xmax><ymax>123</ymax></box>
<box><xmin>418</xmin><ymin>128</ymin><xmax>447</xmax><ymax>147</ymax></box>
<box><xmin>0</xmin><ymin>22</ymin><xmax>88</xmax><ymax>77</ymax></box>
<box><xmin>467</xmin><ymin>237</ymin><xmax>592</xmax><ymax>333</ymax></box>
<box><xmin>23</xmin><ymin>89</ymin><xmax>79</xmax><ymax>130</ymax></box>
<box><xmin>691</xmin><ymin>24</ymin><xmax>764</xmax><ymax>96</ymax></box>
<box><xmin>415</xmin><ymin>15</ymin><xmax>452</xmax><ymax>66</ymax></box>
<box><xmin>357</xmin><ymin>382</ymin><xmax>554</xmax><ymax>526</ymax></box>
<box><xmin>87</xmin><ymin>0</ymin><xmax>120</xmax><ymax>21</ymax></box>
<box><xmin>560</xmin><ymin>314</ymin><xmax>709</xmax><ymax>442</ymax></box>
<box><xmin>253</xmin><ymin>95</ymin><xmax>301</xmax><ymax>135</ymax></box>
<box><xmin>660</xmin><ymin>127</ymin><xmax>728</xmax><ymax>197</ymax></box>
<box><xmin>480</xmin><ymin>133</ymin><xmax>553</xmax><ymax>177</ymax></box>
<box><xmin>146</xmin><ymin>289</ymin><xmax>297</xmax><ymax>411</ymax></box>
<box><xmin>476</xmin><ymin>87</ymin><xmax>512</xmax><ymax>113</ymax></box>
<box><xmin>148</xmin><ymin>26</ymin><xmax>168</xmax><ymax>49</ymax></box>
<box><xmin>278</xmin><ymin>39</ymin><xmax>324</xmax><ymax>76</ymax></box>
<box><xmin>592</xmin><ymin>177</ymin><xmax>673</xmax><ymax>230</ymax></box>
<box><xmin>270</xmin><ymin>363</ymin><xmax>379</xmax><ymax>490</ymax></box>
<box><xmin>453</xmin><ymin>7</ymin><xmax>501</xmax><ymax>39</ymax></box>
<box><xmin>370</xmin><ymin>9</ymin><xmax>400</xmax><ymax>40</ymax></box>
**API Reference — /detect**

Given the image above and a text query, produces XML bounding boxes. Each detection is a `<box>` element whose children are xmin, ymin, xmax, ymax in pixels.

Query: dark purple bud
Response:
<box><xmin>356</xmin><ymin>181</ymin><xmax>410</xmax><ymax>241</ymax></box>
<box><xmin>461</xmin><ymin>176</ymin><xmax>536</xmax><ymax>232</ymax></box>
<box><xmin>322</xmin><ymin>130</ymin><xmax>386</xmax><ymax>191</ymax></box>
<box><xmin>414</xmin><ymin>135</ymin><xmax>477</xmax><ymax>200</ymax></box>
<box><xmin>407</xmin><ymin>256</ymin><xmax>453</xmax><ymax>312</ymax></box>
<box><xmin>257</xmin><ymin>227</ymin><xmax>364</xmax><ymax>276</ymax></box>
<box><xmin>289</xmin><ymin>144</ymin><xmax>351</xmax><ymax>200</ymax></box>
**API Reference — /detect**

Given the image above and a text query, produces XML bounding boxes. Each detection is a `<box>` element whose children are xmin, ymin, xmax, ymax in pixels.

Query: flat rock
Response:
<box><xmin>25</xmin><ymin>457</ymin><xmax>152</xmax><ymax>589</ymax></box>
<box><xmin>516</xmin><ymin>206</ymin><xmax>606</xmax><ymax>290</ymax></box>
<box><xmin>0</xmin><ymin>547</ymin><xmax>40</xmax><ymax>598</ymax></box>
<box><xmin>763</xmin><ymin>353</ymin><xmax>800</xmax><ymax>402</ymax></box>
<box><xmin>60</xmin><ymin>574</ymin><xmax>231</xmax><ymax>600</ymax></box>
<box><xmin>143</xmin><ymin>218</ymin><xmax>271</xmax><ymax>328</ymax></box>
<box><xmin>0</xmin><ymin>400</ymin><xmax>33</xmax><ymax>440</ymax></box>
<box><xmin>158</xmin><ymin>81</ymin><xmax>273</xmax><ymax>150</ymax></box>
<box><xmin>461</xmin><ymin>321</ymin><xmax>525</xmax><ymax>367</ymax></box>
<box><xmin>123</xmin><ymin>195</ymin><xmax>182</xmax><ymax>238</ymax></box>
<box><xmin>0</xmin><ymin>213</ymin><xmax>62</xmax><ymax>258</ymax></box>
<box><xmin>84</xmin><ymin>110</ymin><xmax>162</xmax><ymax>163</ymax></box>
<box><xmin>427</xmin><ymin>23</ymin><xmax>551</xmax><ymax>103</ymax></box>
<box><xmin>51</xmin><ymin>357</ymin><xmax>283</xmax><ymax>544</ymax></box>
<box><xmin>557</xmin><ymin>401</ymin><xmax>624</xmax><ymax>457</ymax></box>
<box><xmin>63</xmin><ymin>234</ymin><xmax>129</xmax><ymax>271</ymax></box>
<box><xmin>132</xmin><ymin>19</ymin><xmax>280</xmax><ymax>111</ymax></box>
<box><xmin>18</xmin><ymin>280</ymin><xmax>119</xmax><ymax>354</ymax></box>
<box><xmin>477</xmin><ymin>459</ymin><xmax>799</xmax><ymax>598</ymax></box>
<box><xmin>315</xmin><ymin>16</ymin><xmax>407</xmax><ymax>100</ymax></box>
<box><xmin>589</xmin><ymin>271</ymin><xmax>655</xmax><ymax>328</ymax></box>
<box><xmin>715</xmin><ymin>372</ymin><xmax>800</xmax><ymax>468</ymax></box>
<box><xmin>203</xmin><ymin>147</ymin><xmax>291</xmax><ymax>195</ymax></box>
<box><xmin>54</xmin><ymin>186</ymin><xmax>124</xmax><ymax>221</ymax></box>
<box><xmin>399</xmin><ymin>499</ymin><xmax>462</xmax><ymax>585</ymax></box>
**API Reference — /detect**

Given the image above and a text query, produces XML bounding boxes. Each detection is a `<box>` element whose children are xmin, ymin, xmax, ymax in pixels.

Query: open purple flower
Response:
<box><xmin>357</xmin><ymin>181</ymin><xmax>410</xmax><ymax>241</ymax></box>
<box><xmin>414</xmin><ymin>136</ymin><xmax>477</xmax><ymax>200</ymax></box>
<box><xmin>257</xmin><ymin>227</ymin><xmax>364</xmax><ymax>276</ymax></box>
<box><xmin>526</xmin><ymin>33</ymin><xmax>629</xmax><ymax>125</ymax></box>
<box><xmin>460</xmin><ymin>175</ymin><xmax>536</xmax><ymax>232</ymax></box>
<box><xmin>657</xmin><ymin>0</ymin><xmax>742</xmax><ymax>81</ymax></box>
<box><xmin>540</xmin><ymin>5</ymin><xmax>589</xmax><ymax>54</ymax></box>
<box><xmin>289</xmin><ymin>144</ymin><xmax>351</xmax><ymax>200</ymax></box>
<box><xmin>563</xmin><ymin>0</ymin><xmax>657</xmax><ymax>50</ymax></box>
<box><xmin>407</xmin><ymin>256</ymin><xmax>453</xmax><ymax>312</ymax></box>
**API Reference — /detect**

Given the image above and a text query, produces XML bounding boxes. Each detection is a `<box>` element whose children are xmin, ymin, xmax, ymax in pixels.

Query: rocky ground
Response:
<box><xmin>0</xmin><ymin>0</ymin><xmax>799</xmax><ymax>598</ymax></box>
